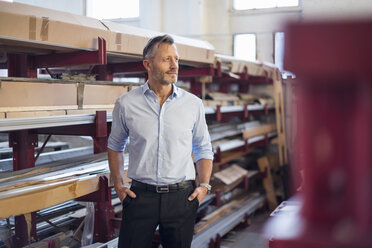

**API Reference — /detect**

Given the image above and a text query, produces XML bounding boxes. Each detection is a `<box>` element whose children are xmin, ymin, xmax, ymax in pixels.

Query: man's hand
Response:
<box><xmin>115</xmin><ymin>184</ymin><xmax>136</xmax><ymax>203</ymax></box>
<box><xmin>188</xmin><ymin>186</ymin><xmax>208</xmax><ymax>206</ymax></box>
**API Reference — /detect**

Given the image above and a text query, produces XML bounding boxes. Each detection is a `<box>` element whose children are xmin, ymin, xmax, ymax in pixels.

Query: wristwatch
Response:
<box><xmin>199</xmin><ymin>183</ymin><xmax>212</xmax><ymax>194</ymax></box>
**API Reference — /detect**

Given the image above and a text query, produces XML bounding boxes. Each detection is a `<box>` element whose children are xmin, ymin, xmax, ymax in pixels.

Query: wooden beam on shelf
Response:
<box><xmin>257</xmin><ymin>156</ymin><xmax>278</xmax><ymax>211</ymax></box>
<box><xmin>242</xmin><ymin>123</ymin><xmax>276</xmax><ymax>140</ymax></box>
<box><xmin>212</xmin><ymin>150</ymin><xmax>251</xmax><ymax>172</ymax></box>
<box><xmin>0</xmin><ymin>174</ymin><xmax>102</xmax><ymax>219</ymax></box>
<box><xmin>272</xmin><ymin>69</ymin><xmax>288</xmax><ymax>166</ymax></box>
<box><xmin>194</xmin><ymin>193</ymin><xmax>254</xmax><ymax>234</ymax></box>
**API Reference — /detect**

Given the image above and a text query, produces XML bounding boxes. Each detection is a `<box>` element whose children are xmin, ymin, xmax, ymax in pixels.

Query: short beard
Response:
<box><xmin>160</xmin><ymin>77</ymin><xmax>177</xmax><ymax>85</ymax></box>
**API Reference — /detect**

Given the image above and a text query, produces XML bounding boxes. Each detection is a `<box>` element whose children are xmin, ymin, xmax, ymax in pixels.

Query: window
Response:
<box><xmin>274</xmin><ymin>32</ymin><xmax>285</xmax><ymax>71</ymax></box>
<box><xmin>274</xmin><ymin>31</ymin><xmax>295</xmax><ymax>78</ymax></box>
<box><xmin>234</xmin><ymin>0</ymin><xmax>299</xmax><ymax>10</ymax></box>
<box><xmin>86</xmin><ymin>0</ymin><xmax>139</xmax><ymax>20</ymax></box>
<box><xmin>234</xmin><ymin>34</ymin><xmax>256</xmax><ymax>61</ymax></box>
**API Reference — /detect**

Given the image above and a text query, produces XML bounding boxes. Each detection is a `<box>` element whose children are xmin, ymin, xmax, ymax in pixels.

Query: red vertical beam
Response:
<box><xmin>216</xmin><ymin>105</ymin><xmax>222</xmax><ymax>122</ymax></box>
<box><xmin>93</xmin><ymin>176</ymin><xmax>115</xmax><ymax>242</ymax></box>
<box><xmin>190</xmin><ymin>78</ymin><xmax>202</xmax><ymax>97</ymax></box>
<box><xmin>244</xmin><ymin>104</ymin><xmax>249</xmax><ymax>119</ymax></box>
<box><xmin>7</xmin><ymin>54</ymin><xmax>37</xmax><ymax>78</ymax></box>
<box><xmin>9</xmin><ymin>130</ymin><xmax>38</xmax><ymax>246</ymax></box>
<box><xmin>93</xmin><ymin>111</ymin><xmax>108</xmax><ymax>154</ymax></box>
<box><xmin>93</xmin><ymin>65</ymin><xmax>113</xmax><ymax>81</ymax></box>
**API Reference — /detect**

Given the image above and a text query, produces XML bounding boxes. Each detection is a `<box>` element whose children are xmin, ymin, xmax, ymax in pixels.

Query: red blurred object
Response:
<box><xmin>265</xmin><ymin>20</ymin><xmax>372</xmax><ymax>248</ymax></box>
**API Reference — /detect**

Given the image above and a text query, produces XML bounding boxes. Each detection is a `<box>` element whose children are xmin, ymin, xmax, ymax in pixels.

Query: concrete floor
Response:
<box><xmin>220</xmin><ymin>210</ymin><xmax>270</xmax><ymax>248</ymax></box>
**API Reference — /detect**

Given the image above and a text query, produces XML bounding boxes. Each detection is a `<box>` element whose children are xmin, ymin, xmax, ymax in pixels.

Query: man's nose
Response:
<box><xmin>170</xmin><ymin>58</ymin><xmax>178</xmax><ymax>70</ymax></box>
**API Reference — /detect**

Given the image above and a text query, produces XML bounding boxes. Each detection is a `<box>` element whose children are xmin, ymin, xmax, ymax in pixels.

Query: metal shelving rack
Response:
<box><xmin>0</xmin><ymin>13</ymin><xmax>287</xmax><ymax>248</ymax></box>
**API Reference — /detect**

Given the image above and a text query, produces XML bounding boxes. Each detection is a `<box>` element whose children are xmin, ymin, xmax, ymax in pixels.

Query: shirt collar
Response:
<box><xmin>142</xmin><ymin>81</ymin><xmax>180</xmax><ymax>99</ymax></box>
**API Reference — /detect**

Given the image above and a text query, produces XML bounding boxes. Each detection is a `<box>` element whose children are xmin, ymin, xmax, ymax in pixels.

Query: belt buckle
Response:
<box><xmin>156</xmin><ymin>185</ymin><xmax>169</xmax><ymax>193</ymax></box>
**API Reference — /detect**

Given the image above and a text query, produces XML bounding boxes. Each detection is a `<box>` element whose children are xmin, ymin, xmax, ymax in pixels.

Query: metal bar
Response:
<box><xmin>192</xmin><ymin>194</ymin><xmax>265</xmax><ymax>248</ymax></box>
<box><xmin>31</xmin><ymin>37</ymin><xmax>107</xmax><ymax>68</ymax></box>
<box><xmin>34</xmin><ymin>134</ymin><xmax>51</xmax><ymax>162</ymax></box>
<box><xmin>35</xmin><ymin>213</ymin><xmax>68</xmax><ymax>234</ymax></box>
<box><xmin>178</xmin><ymin>66</ymin><xmax>214</xmax><ymax>77</ymax></box>
<box><xmin>0</xmin><ymin>76</ymin><xmax>137</xmax><ymax>86</ymax></box>
<box><xmin>109</xmin><ymin>61</ymin><xmax>145</xmax><ymax>73</ymax></box>
<box><xmin>0</xmin><ymin>113</ymin><xmax>112</xmax><ymax>132</ymax></box>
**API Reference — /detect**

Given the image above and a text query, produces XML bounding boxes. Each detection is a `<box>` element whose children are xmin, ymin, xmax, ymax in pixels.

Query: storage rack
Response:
<box><xmin>0</xmin><ymin>2</ymin><xmax>287</xmax><ymax>247</ymax></box>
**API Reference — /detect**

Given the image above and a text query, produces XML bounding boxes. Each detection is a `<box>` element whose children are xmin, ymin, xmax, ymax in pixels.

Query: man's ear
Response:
<box><xmin>143</xmin><ymin>60</ymin><xmax>151</xmax><ymax>71</ymax></box>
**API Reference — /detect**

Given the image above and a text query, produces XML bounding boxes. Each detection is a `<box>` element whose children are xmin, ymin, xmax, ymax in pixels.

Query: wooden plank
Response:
<box><xmin>0</xmin><ymin>175</ymin><xmax>101</xmax><ymax>219</ymax></box>
<box><xmin>214</xmin><ymin>164</ymin><xmax>248</xmax><ymax>185</ymax></box>
<box><xmin>6</xmin><ymin>110</ymin><xmax>66</xmax><ymax>118</ymax></box>
<box><xmin>213</xmin><ymin>150</ymin><xmax>251</xmax><ymax>172</ymax></box>
<box><xmin>272</xmin><ymin>69</ymin><xmax>288</xmax><ymax>166</ymax></box>
<box><xmin>242</xmin><ymin>123</ymin><xmax>276</xmax><ymax>140</ymax></box>
<box><xmin>83</xmin><ymin>85</ymin><xmax>128</xmax><ymax>105</ymax></box>
<box><xmin>0</xmin><ymin>81</ymin><xmax>77</xmax><ymax>108</ymax></box>
<box><xmin>257</xmin><ymin>156</ymin><xmax>278</xmax><ymax>211</ymax></box>
<box><xmin>267</xmin><ymin>153</ymin><xmax>285</xmax><ymax>199</ymax></box>
<box><xmin>0</xmin><ymin>105</ymin><xmax>77</xmax><ymax>112</ymax></box>
<box><xmin>66</xmin><ymin>108</ymin><xmax>113</xmax><ymax>115</ymax></box>
<box><xmin>194</xmin><ymin>194</ymin><xmax>253</xmax><ymax>234</ymax></box>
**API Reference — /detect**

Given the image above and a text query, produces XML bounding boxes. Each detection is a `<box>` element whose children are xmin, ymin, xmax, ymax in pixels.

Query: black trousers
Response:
<box><xmin>118</xmin><ymin>185</ymin><xmax>199</xmax><ymax>248</ymax></box>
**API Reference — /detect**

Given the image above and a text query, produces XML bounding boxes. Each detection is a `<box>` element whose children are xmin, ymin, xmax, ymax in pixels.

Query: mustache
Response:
<box><xmin>166</xmin><ymin>70</ymin><xmax>178</xmax><ymax>74</ymax></box>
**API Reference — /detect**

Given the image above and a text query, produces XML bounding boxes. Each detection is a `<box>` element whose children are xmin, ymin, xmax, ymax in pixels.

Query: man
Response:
<box><xmin>107</xmin><ymin>34</ymin><xmax>214</xmax><ymax>248</ymax></box>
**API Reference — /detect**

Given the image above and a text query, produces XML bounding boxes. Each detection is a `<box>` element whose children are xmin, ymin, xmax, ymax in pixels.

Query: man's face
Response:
<box><xmin>147</xmin><ymin>43</ymin><xmax>179</xmax><ymax>85</ymax></box>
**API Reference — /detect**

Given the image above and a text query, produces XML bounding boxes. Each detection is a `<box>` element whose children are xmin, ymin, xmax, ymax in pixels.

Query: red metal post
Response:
<box><xmin>190</xmin><ymin>78</ymin><xmax>202</xmax><ymax>97</ymax></box>
<box><xmin>93</xmin><ymin>65</ymin><xmax>113</xmax><ymax>81</ymax></box>
<box><xmin>216</xmin><ymin>105</ymin><xmax>221</xmax><ymax>122</ymax></box>
<box><xmin>7</xmin><ymin>54</ymin><xmax>37</xmax><ymax>78</ymax></box>
<box><xmin>78</xmin><ymin>176</ymin><xmax>115</xmax><ymax>242</ymax></box>
<box><xmin>93</xmin><ymin>176</ymin><xmax>115</xmax><ymax>242</ymax></box>
<box><xmin>9</xmin><ymin>130</ymin><xmax>38</xmax><ymax>246</ymax></box>
<box><xmin>215</xmin><ymin>189</ymin><xmax>222</xmax><ymax>207</ymax></box>
<box><xmin>244</xmin><ymin>175</ymin><xmax>249</xmax><ymax>190</ymax></box>
<box><xmin>214</xmin><ymin>147</ymin><xmax>221</xmax><ymax>162</ymax></box>
<box><xmin>93</xmin><ymin>111</ymin><xmax>108</xmax><ymax>154</ymax></box>
<box><xmin>244</xmin><ymin>104</ymin><xmax>249</xmax><ymax>118</ymax></box>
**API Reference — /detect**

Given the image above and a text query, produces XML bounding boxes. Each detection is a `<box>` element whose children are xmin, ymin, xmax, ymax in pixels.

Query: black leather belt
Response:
<box><xmin>131</xmin><ymin>180</ymin><xmax>193</xmax><ymax>193</ymax></box>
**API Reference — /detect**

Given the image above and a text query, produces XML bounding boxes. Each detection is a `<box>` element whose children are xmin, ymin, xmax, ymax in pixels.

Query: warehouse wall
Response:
<box><xmin>14</xmin><ymin>0</ymin><xmax>86</xmax><ymax>15</ymax></box>
<box><xmin>303</xmin><ymin>0</ymin><xmax>372</xmax><ymax>20</ymax></box>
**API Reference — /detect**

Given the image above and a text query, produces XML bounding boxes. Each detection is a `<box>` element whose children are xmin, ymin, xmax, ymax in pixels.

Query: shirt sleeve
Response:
<box><xmin>108</xmin><ymin>99</ymin><xmax>129</xmax><ymax>152</ymax></box>
<box><xmin>192</xmin><ymin>99</ymin><xmax>214</xmax><ymax>162</ymax></box>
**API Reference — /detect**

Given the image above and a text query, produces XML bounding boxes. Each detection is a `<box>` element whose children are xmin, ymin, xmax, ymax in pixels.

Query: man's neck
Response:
<box><xmin>148</xmin><ymin>80</ymin><xmax>173</xmax><ymax>99</ymax></box>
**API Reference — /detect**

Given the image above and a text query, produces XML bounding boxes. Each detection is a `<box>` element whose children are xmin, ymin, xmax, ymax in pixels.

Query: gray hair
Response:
<box><xmin>143</xmin><ymin>34</ymin><xmax>175</xmax><ymax>60</ymax></box>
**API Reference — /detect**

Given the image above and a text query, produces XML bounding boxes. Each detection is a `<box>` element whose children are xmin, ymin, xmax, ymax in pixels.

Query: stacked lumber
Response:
<box><xmin>0</xmin><ymin>78</ymin><xmax>130</xmax><ymax>119</ymax></box>
<box><xmin>214</xmin><ymin>54</ymin><xmax>276</xmax><ymax>79</ymax></box>
<box><xmin>203</xmin><ymin>92</ymin><xmax>274</xmax><ymax>107</ymax></box>
<box><xmin>204</xmin><ymin>92</ymin><xmax>243</xmax><ymax>107</ymax></box>
<box><xmin>211</xmin><ymin>164</ymin><xmax>258</xmax><ymax>193</ymax></box>
<box><xmin>194</xmin><ymin>193</ymin><xmax>261</xmax><ymax>235</ymax></box>
<box><xmin>210</xmin><ymin>121</ymin><xmax>277</xmax><ymax>153</ymax></box>
<box><xmin>0</xmin><ymin>153</ymin><xmax>118</xmax><ymax>219</ymax></box>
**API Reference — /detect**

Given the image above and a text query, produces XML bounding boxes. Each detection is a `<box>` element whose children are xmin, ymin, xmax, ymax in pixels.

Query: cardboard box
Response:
<box><xmin>103</xmin><ymin>20</ymin><xmax>215</xmax><ymax>64</ymax></box>
<box><xmin>0</xmin><ymin>1</ymin><xmax>110</xmax><ymax>50</ymax></box>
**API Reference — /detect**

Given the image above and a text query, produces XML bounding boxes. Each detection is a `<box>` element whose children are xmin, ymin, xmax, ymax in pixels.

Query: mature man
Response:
<box><xmin>107</xmin><ymin>34</ymin><xmax>214</xmax><ymax>248</ymax></box>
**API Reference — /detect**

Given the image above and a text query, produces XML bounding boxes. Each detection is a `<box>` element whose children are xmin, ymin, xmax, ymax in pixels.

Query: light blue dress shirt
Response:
<box><xmin>108</xmin><ymin>82</ymin><xmax>214</xmax><ymax>185</ymax></box>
